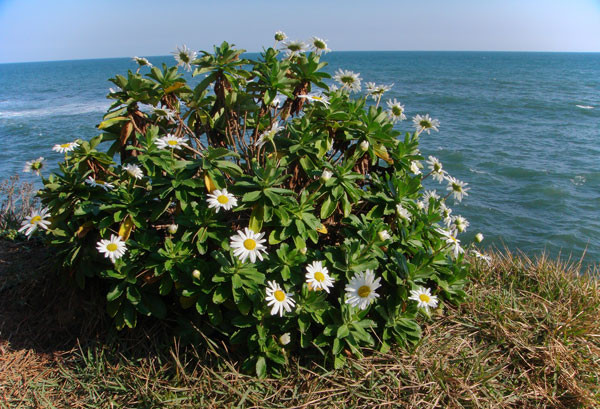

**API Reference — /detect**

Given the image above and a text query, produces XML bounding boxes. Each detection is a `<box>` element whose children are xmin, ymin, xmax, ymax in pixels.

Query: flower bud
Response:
<box><xmin>167</xmin><ymin>224</ymin><xmax>178</xmax><ymax>234</ymax></box>
<box><xmin>475</xmin><ymin>233</ymin><xmax>484</xmax><ymax>243</ymax></box>
<box><xmin>274</xmin><ymin>31</ymin><xmax>287</xmax><ymax>42</ymax></box>
<box><xmin>359</xmin><ymin>140</ymin><xmax>369</xmax><ymax>151</ymax></box>
<box><xmin>279</xmin><ymin>333</ymin><xmax>291</xmax><ymax>345</ymax></box>
<box><xmin>378</xmin><ymin>230</ymin><xmax>391</xmax><ymax>241</ymax></box>
<box><xmin>300</xmin><ymin>247</ymin><xmax>307</xmax><ymax>255</ymax></box>
<box><xmin>320</xmin><ymin>170</ymin><xmax>333</xmax><ymax>183</ymax></box>
<box><xmin>192</xmin><ymin>269</ymin><xmax>201</xmax><ymax>279</ymax></box>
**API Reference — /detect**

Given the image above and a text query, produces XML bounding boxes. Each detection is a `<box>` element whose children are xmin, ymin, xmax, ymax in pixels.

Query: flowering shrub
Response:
<box><xmin>27</xmin><ymin>35</ymin><xmax>477</xmax><ymax>375</ymax></box>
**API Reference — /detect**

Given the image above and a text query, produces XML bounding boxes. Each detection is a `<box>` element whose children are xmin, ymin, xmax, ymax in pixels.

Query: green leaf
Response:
<box><xmin>249</xmin><ymin>205</ymin><xmax>264</xmax><ymax>233</ymax></box>
<box><xmin>242</xmin><ymin>190</ymin><xmax>262</xmax><ymax>202</ymax></box>
<box><xmin>107</xmin><ymin>282</ymin><xmax>125</xmax><ymax>302</ymax></box>
<box><xmin>337</xmin><ymin>324</ymin><xmax>350</xmax><ymax>339</ymax></box>
<box><xmin>256</xmin><ymin>356</ymin><xmax>267</xmax><ymax>378</ymax></box>
<box><xmin>122</xmin><ymin>303</ymin><xmax>137</xmax><ymax>328</ymax></box>
<box><xmin>98</xmin><ymin>116</ymin><xmax>129</xmax><ymax>130</ymax></box>
<box><xmin>212</xmin><ymin>286</ymin><xmax>228</xmax><ymax>304</ymax></box>
<box><xmin>320</xmin><ymin>196</ymin><xmax>337</xmax><ymax>219</ymax></box>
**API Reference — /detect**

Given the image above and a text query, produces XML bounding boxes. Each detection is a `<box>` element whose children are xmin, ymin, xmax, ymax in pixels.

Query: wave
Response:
<box><xmin>0</xmin><ymin>101</ymin><xmax>110</xmax><ymax>119</ymax></box>
<box><xmin>570</xmin><ymin>175</ymin><xmax>586</xmax><ymax>186</ymax></box>
<box><xmin>575</xmin><ymin>104</ymin><xmax>594</xmax><ymax>109</ymax></box>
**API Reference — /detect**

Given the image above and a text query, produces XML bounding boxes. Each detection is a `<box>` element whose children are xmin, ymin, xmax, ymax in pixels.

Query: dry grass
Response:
<box><xmin>0</xmin><ymin>240</ymin><xmax>598</xmax><ymax>408</ymax></box>
<box><xmin>0</xmin><ymin>175</ymin><xmax>38</xmax><ymax>232</ymax></box>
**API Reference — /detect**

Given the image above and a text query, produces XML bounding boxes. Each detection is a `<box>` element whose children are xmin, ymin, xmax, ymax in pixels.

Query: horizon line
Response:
<box><xmin>2</xmin><ymin>49</ymin><xmax>600</xmax><ymax>65</ymax></box>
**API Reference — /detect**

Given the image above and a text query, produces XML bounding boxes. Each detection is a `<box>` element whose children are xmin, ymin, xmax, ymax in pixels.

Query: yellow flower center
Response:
<box><xmin>357</xmin><ymin>285</ymin><xmax>371</xmax><ymax>298</ymax></box>
<box><xmin>167</xmin><ymin>140</ymin><xmax>178</xmax><ymax>146</ymax></box>
<box><xmin>314</xmin><ymin>271</ymin><xmax>325</xmax><ymax>282</ymax></box>
<box><xmin>392</xmin><ymin>106</ymin><xmax>402</xmax><ymax>115</ymax></box>
<box><xmin>274</xmin><ymin>290</ymin><xmax>286</xmax><ymax>302</ymax></box>
<box><xmin>419</xmin><ymin>294</ymin><xmax>431</xmax><ymax>303</ymax></box>
<box><xmin>106</xmin><ymin>243</ymin><xmax>118</xmax><ymax>252</ymax></box>
<box><xmin>243</xmin><ymin>239</ymin><xmax>256</xmax><ymax>250</ymax></box>
<box><xmin>30</xmin><ymin>215</ymin><xmax>41</xmax><ymax>224</ymax></box>
<box><xmin>60</xmin><ymin>143</ymin><xmax>71</xmax><ymax>148</ymax></box>
<box><xmin>217</xmin><ymin>195</ymin><xmax>229</xmax><ymax>204</ymax></box>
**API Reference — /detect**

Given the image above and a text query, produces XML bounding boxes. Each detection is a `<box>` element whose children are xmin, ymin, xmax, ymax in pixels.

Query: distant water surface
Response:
<box><xmin>0</xmin><ymin>52</ymin><xmax>599</xmax><ymax>264</ymax></box>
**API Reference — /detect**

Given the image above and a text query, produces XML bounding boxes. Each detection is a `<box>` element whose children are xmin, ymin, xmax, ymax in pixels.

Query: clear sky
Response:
<box><xmin>1</xmin><ymin>0</ymin><xmax>599</xmax><ymax>63</ymax></box>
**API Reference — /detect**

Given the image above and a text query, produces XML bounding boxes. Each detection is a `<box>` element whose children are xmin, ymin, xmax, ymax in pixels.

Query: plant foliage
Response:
<box><xmin>34</xmin><ymin>37</ymin><xmax>472</xmax><ymax>375</ymax></box>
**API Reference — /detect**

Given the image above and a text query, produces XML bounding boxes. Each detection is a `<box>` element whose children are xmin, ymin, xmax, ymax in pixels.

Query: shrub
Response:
<box><xmin>29</xmin><ymin>35</ymin><xmax>474</xmax><ymax>375</ymax></box>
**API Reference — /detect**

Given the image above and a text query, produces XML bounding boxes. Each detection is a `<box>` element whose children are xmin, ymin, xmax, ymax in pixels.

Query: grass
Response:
<box><xmin>0</xmin><ymin>238</ymin><xmax>599</xmax><ymax>408</ymax></box>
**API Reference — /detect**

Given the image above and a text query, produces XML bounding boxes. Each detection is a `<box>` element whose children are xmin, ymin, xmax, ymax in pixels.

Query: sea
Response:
<box><xmin>0</xmin><ymin>52</ymin><xmax>599</xmax><ymax>265</ymax></box>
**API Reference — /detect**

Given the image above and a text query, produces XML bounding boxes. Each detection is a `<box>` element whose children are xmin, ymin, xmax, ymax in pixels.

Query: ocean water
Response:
<box><xmin>0</xmin><ymin>52</ymin><xmax>599</xmax><ymax>264</ymax></box>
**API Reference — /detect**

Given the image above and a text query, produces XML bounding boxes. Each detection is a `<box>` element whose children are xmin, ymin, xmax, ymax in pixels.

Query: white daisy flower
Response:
<box><xmin>96</xmin><ymin>234</ymin><xmax>127</xmax><ymax>264</ymax></box>
<box><xmin>408</xmin><ymin>287</ymin><xmax>439</xmax><ymax>312</ymax></box>
<box><xmin>132</xmin><ymin>56</ymin><xmax>152</xmax><ymax>67</ymax></box>
<box><xmin>122</xmin><ymin>163</ymin><xmax>143</xmax><ymax>180</ymax></box>
<box><xmin>23</xmin><ymin>157</ymin><xmax>44</xmax><ymax>176</ymax></box>
<box><xmin>52</xmin><ymin>141</ymin><xmax>79</xmax><ymax>153</ymax></box>
<box><xmin>413</xmin><ymin>114</ymin><xmax>440</xmax><ymax>134</ymax></box>
<box><xmin>206</xmin><ymin>189</ymin><xmax>238</xmax><ymax>213</ymax></box>
<box><xmin>172</xmin><ymin>45</ymin><xmax>197</xmax><ymax>71</ymax></box>
<box><xmin>279</xmin><ymin>333</ymin><xmax>291</xmax><ymax>345</ymax></box>
<box><xmin>452</xmin><ymin>215</ymin><xmax>469</xmax><ymax>233</ymax></box>
<box><xmin>471</xmin><ymin>250</ymin><xmax>492</xmax><ymax>265</ymax></box>
<box><xmin>151</xmin><ymin>106</ymin><xmax>177</xmax><ymax>122</ymax></box>
<box><xmin>416</xmin><ymin>200</ymin><xmax>426</xmax><ymax>211</ymax></box>
<box><xmin>440</xmin><ymin>202</ymin><xmax>453</xmax><ymax>226</ymax></box>
<box><xmin>410</xmin><ymin>161</ymin><xmax>422</xmax><ymax>175</ymax></box>
<box><xmin>328</xmin><ymin>84</ymin><xmax>339</xmax><ymax>92</ymax></box>
<box><xmin>426</xmin><ymin>156</ymin><xmax>446</xmax><ymax>183</ymax></box>
<box><xmin>305</xmin><ymin>261</ymin><xmax>335</xmax><ymax>293</ymax></box>
<box><xmin>155</xmin><ymin>134</ymin><xmax>188</xmax><ymax>150</ymax></box>
<box><xmin>265</xmin><ymin>281</ymin><xmax>296</xmax><ymax>317</ymax></box>
<box><xmin>18</xmin><ymin>208</ymin><xmax>51</xmax><ymax>237</ymax></box>
<box><xmin>85</xmin><ymin>176</ymin><xmax>114</xmax><ymax>191</ymax></box>
<box><xmin>366</xmin><ymin>82</ymin><xmax>392</xmax><ymax>100</ymax></box>
<box><xmin>445</xmin><ymin>176</ymin><xmax>470</xmax><ymax>202</ymax></box>
<box><xmin>378</xmin><ymin>230</ymin><xmax>391</xmax><ymax>241</ymax></box>
<box><xmin>396</xmin><ymin>203</ymin><xmax>411</xmax><ymax>222</ymax></box>
<box><xmin>255</xmin><ymin>123</ymin><xmax>283</xmax><ymax>148</ymax></box>
<box><xmin>230</xmin><ymin>228</ymin><xmax>268</xmax><ymax>263</ymax></box>
<box><xmin>436</xmin><ymin>227</ymin><xmax>464</xmax><ymax>259</ymax></box>
<box><xmin>310</xmin><ymin>37</ymin><xmax>331</xmax><ymax>54</ymax></box>
<box><xmin>386</xmin><ymin>99</ymin><xmax>406</xmax><ymax>122</ymax></box>
<box><xmin>298</xmin><ymin>92</ymin><xmax>330</xmax><ymax>107</ymax></box>
<box><xmin>359</xmin><ymin>140</ymin><xmax>370</xmax><ymax>151</ymax></box>
<box><xmin>475</xmin><ymin>233</ymin><xmax>484</xmax><ymax>243</ymax></box>
<box><xmin>333</xmin><ymin>69</ymin><xmax>362</xmax><ymax>93</ymax></box>
<box><xmin>274</xmin><ymin>31</ymin><xmax>287</xmax><ymax>42</ymax></box>
<box><xmin>281</xmin><ymin>40</ymin><xmax>309</xmax><ymax>56</ymax></box>
<box><xmin>423</xmin><ymin>190</ymin><xmax>440</xmax><ymax>204</ymax></box>
<box><xmin>345</xmin><ymin>269</ymin><xmax>381</xmax><ymax>310</ymax></box>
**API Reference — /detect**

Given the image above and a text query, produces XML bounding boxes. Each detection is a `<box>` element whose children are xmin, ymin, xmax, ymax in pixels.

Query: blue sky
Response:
<box><xmin>1</xmin><ymin>0</ymin><xmax>599</xmax><ymax>63</ymax></box>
